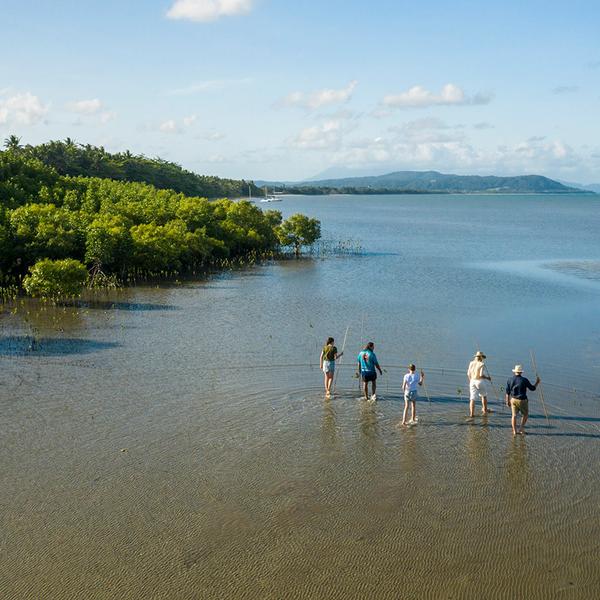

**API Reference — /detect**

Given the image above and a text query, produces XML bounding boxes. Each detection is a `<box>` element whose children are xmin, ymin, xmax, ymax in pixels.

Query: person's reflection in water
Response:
<box><xmin>398</xmin><ymin>425</ymin><xmax>422</xmax><ymax>474</ymax></box>
<box><xmin>505</xmin><ymin>435</ymin><xmax>530</xmax><ymax>497</ymax></box>
<box><xmin>357</xmin><ymin>401</ymin><xmax>384</xmax><ymax>462</ymax></box>
<box><xmin>465</xmin><ymin>415</ymin><xmax>491</xmax><ymax>473</ymax></box>
<box><xmin>320</xmin><ymin>398</ymin><xmax>342</xmax><ymax>455</ymax></box>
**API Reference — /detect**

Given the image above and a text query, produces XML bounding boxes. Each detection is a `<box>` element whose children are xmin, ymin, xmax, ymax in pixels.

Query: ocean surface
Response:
<box><xmin>1</xmin><ymin>193</ymin><xmax>600</xmax><ymax>599</ymax></box>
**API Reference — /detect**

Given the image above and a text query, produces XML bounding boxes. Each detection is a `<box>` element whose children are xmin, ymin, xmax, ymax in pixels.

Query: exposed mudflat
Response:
<box><xmin>2</xmin><ymin>193</ymin><xmax>600</xmax><ymax>599</ymax></box>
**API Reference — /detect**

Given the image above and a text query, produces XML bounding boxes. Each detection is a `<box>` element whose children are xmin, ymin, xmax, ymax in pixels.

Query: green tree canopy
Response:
<box><xmin>277</xmin><ymin>214</ymin><xmax>321</xmax><ymax>256</ymax></box>
<box><xmin>23</xmin><ymin>258</ymin><xmax>88</xmax><ymax>299</ymax></box>
<box><xmin>0</xmin><ymin>145</ymin><xmax>321</xmax><ymax>296</ymax></box>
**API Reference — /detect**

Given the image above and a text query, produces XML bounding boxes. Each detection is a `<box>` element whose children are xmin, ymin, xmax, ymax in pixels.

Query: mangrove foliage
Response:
<box><xmin>0</xmin><ymin>140</ymin><xmax>321</xmax><ymax>299</ymax></box>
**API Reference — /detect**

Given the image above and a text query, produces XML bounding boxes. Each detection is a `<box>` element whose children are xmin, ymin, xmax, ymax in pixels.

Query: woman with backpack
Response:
<box><xmin>320</xmin><ymin>337</ymin><xmax>344</xmax><ymax>398</ymax></box>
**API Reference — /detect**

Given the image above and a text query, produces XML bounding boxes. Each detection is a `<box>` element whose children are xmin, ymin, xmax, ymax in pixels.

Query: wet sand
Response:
<box><xmin>2</xmin><ymin>194</ymin><xmax>600</xmax><ymax>598</ymax></box>
<box><xmin>1</xmin><ymin>297</ymin><xmax>599</xmax><ymax>599</ymax></box>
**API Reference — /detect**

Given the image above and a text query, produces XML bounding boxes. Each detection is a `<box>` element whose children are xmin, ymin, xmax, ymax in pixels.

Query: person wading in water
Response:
<box><xmin>357</xmin><ymin>342</ymin><xmax>383</xmax><ymax>402</ymax></box>
<box><xmin>320</xmin><ymin>337</ymin><xmax>343</xmax><ymax>398</ymax></box>
<box><xmin>505</xmin><ymin>364</ymin><xmax>540</xmax><ymax>435</ymax></box>
<box><xmin>467</xmin><ymin>351</ymin><xmax>492</xmax><ymax>417</ymax></box>
<box><xmin>402</xmin><ymin>364</ymin><xmax>425</xmax><ymax>426</ymax></box>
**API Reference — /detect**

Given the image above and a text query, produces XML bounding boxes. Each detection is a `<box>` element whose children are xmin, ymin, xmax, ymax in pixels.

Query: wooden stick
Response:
<box><xmin>530</xmin><ymin>349</ymin><xmax>550</xmax><ymax>425</ymax></box>
<box><xmin>418</xmin><ymin>356</ymin><xmax>432</xmax><ymax>410</ymax></box>
<box><xmin>358</xmin><ymin>315</ymin><xmax>365</xmax><ymax>391</ymax></box>
<box><xmin>333</xmin><ymin>325</ymin><xmax>350</xmax><ymax>394</ymax></box>
<box><xmin>483</xmin><ymin>363</ymin><xmax>502</xmax><ymax>409</ymax></box>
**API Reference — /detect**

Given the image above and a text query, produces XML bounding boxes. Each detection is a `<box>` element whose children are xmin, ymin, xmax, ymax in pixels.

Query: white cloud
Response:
<box><xmin>388</xmin><ymin>118</ymin><xmax>466</xmax><ymax>144</ymax></box>
<box><xmin>292</xmin><ymin>120</ymin><xmax>347</xmax><ymax>150</ymax></box>
<box><xmin>167</xmin><ymin>0</ymin><xmax>253</xmax><ymax>22</ymax></box>
<box><xmin>207</xmin><ymin>154</ymin><xmax>227</xmax><ymax>163</ymax></box>
<box><xmin>382</xmin><ymin>84</ymin><xmax>492</xmax><ymax>109</ymax></box>
<box><xmin>308</xmin><ymin>122</ymin><xmax>580</xmax><ymax>180</ymax></box>
<box><xmin>328</xmin><ymin>136</ymin><xmax>482</xmax><ymax>171</ymax></box>
<box><xmin>0</xmin><ymin>92</ymin><xmax>48</xmax><ymax>125</ymax></box>
<box><xmin>281</xmin><ymin>81</ymin><xmax>358</xmax><ymax>110</ymax></box>
<box><xmin>512</xmin><ymin>139</ymin><xmax>574</xmax><ymax>162</ymax></box>
<box><xmin>166</xmin><ymin>78</ymin><xmax>253</xmax><ymax>96</ymax></box>
<box><xmin>67</xmin><ymin>98</ymin><xmax>103</xmax><ymax>114</ymax></box>
<box><xmin>159</xmin><ymin>115</ymin><xmax>198</xmax><ymax>134</ymax></box>
<box><xmin>66</xmin><ymin>99</ymin><xmax>116</xmax><ymax>124</ymax></box>
<box><xmin>159</xmin><ymin>119</ymin><xmax>179</xmax><ymax>134</ymax></box>
<box><xmin>99</xmin><ymin>111</ymin><xmax>117</xmax><ymax>123</ymax></box>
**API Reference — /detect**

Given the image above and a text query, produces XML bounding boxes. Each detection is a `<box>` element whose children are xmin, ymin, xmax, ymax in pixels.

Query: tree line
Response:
<box><xmin>0</xmin><ymin>138</ymin><xmax>320</xmax><ymax>298</ymax></box>
<box><xmin>271</xmin><ymin>185</ymin><xmax>435</xmax><ymax>195</ymax></box>
<box><xmin>3</xmin><ymin>135</ymin><xmax>262</xmax><ymax>199</ymax></box>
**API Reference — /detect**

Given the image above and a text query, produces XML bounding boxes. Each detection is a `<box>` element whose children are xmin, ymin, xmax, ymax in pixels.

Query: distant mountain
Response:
<box><xmin>303</xmin><ymin>165</ymin><xmax>394</xmax><ymax>181</ymax></box>
<box><xmin>275</xmin><ymin>170</ymin><xmax>585</xmax><ymax>194</ymax></box>
<box><xmin>258</xmin><ymin>170</ymin><xmax>597</xmax><ymax>195</ymax></box>
<box><xmin>558</xmin><ymin>179</ymin><xmax>600</xmax><ymax>194</ymax></box>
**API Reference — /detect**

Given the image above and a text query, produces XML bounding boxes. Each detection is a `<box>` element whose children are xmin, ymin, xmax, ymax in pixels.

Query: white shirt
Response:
<box><xmin>403</xmin><ymin>372</ymin><xmax>420</xmax><ymax>392</ymax></box>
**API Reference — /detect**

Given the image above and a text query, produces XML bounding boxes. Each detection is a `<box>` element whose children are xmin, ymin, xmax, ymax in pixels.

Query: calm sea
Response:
<box><xmin>1</xmin><ymin>193</ymin><xmax>599</xmax><ymax>599</ymax></box>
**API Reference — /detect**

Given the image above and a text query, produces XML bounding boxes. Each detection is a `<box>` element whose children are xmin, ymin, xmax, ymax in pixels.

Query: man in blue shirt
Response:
<box><xmin>505</xmin><ymin>364</ymin><xmax>540</xmax><ymax>435</ymax></box>
<box><xmin>357</xmin><ymin>342</ymin><xmax>383</xmax><ymax>401</ymax></box>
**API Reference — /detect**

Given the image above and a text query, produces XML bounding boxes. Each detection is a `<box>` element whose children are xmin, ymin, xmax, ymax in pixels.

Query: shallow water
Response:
<box><xmin>1</xmin><ymin>194</ymin><xmax>600</xmax><ymax>598</ymax></box>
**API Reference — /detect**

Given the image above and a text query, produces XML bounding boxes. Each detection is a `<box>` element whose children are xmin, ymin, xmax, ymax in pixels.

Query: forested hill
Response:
<box><xmin>5</xmin><ymin>138</ymin><xmax>260</xmax><ymax>198</ymax></box>
<box><xmin>260</xmin><ymin>170</ymin><xmax>588</xmax><ymax>194</ymax></box>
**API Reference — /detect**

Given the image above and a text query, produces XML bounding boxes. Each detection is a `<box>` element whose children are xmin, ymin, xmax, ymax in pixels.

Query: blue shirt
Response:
<box><xmin>506</xmin><ymin>375</ymin><xmax>537</xmax><ymax>400</ymax></box>
<box><xmin>358</xmin><ymin>349</ymin><xmax>379</xmax><ymax>374</ymax></box>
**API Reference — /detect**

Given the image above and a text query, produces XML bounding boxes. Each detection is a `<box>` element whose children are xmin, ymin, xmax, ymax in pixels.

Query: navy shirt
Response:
<box><xmin>506</xmin><ymin>375</ymin><xmax>537</xmax><ymax>400</ymax></box>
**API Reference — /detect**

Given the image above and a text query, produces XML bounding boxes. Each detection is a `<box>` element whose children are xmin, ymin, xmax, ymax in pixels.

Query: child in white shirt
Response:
<box><xmin>402</xmin><ymin>364</ymin><xmax>424</xmax><ymax>426</ymax></box>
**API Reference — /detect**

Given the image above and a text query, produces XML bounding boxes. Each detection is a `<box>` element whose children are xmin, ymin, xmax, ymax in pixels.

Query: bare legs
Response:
<box><xmin>511</xmin><ymin>402</ymin><xmax>528</xmax><ymax>435</ymax></box>
<box><xmin>363</xmin><ymin>379</ymin><xmax>376</xmax><ymax>400</ymax></box>
<box><xmin>324</xmin><ymin>372</ymin><xmax>334</xmax><ymax>396</ymax></box>
<box><xmin>402</xmin><ymin>399</ymin><xmax>416</xmax><ymax>426</ymax></box>
<box><xmin>481</xmin><ymin>396</ymin><xmax>490</xmax><ymax>414</ymax></box>
<box><xmin>510</xmin><ymin>403</ymin><xmax>518</xmax><ymax>435</ymax></box>
<box><xmin>469</xmin><ymin>394</ymin><xmax>489</xmax><ymax>417</ymax></box>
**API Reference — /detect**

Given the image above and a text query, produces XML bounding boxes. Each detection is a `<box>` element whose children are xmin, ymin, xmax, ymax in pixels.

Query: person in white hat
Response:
<box><xmin>505</xmin><ymin>365</ymin><xmax>540</xmax><ymax>435</ymax></box>
<box><xmin>466</xmin><ymin>351</ymin><xmax>492</xmax><ymax>417</ymax></box>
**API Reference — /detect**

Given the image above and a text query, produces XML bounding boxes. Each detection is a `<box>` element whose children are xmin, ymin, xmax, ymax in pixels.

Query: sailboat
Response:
<box><xmin>260</xmin><ymin>186</ymin><xmax>282</xmax><ymax>203</ymax></box>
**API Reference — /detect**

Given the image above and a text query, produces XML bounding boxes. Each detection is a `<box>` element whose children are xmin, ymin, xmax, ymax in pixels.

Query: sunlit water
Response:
<box><xmin>1</xmin><ymin>194</ymin><xmax>600</xmax><ymax>599</ymax></box>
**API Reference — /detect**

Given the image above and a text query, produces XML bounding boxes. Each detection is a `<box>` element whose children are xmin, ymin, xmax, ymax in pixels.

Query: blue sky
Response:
<box><xmin>1</xmin><ymin>0</ymin><xmax>599</xmax><ymax>182</ymax></box>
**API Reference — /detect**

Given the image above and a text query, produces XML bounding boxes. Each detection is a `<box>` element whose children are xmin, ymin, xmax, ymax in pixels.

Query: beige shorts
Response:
<box><xmin>511</xmin><ymin>398</ymin><xmax>529</xmax><ymax>416</ymax></box>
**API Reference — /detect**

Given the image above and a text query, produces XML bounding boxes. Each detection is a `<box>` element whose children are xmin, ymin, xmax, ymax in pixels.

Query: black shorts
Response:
<box><xmin>362</xmin><ymin>372</ymin><xmax>377</xmax><ymax>382</ymax></box>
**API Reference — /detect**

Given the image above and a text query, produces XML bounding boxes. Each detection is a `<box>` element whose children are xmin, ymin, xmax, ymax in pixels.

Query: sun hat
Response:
<box><xmin>512</xmin><ymin>365</ymin><xmax>523</xmax><ymax>374</ymax></box>
<box><xmin>474</xmin><ymin>351</ymin><xmax>486</xmax><ymax>359</ymax></box>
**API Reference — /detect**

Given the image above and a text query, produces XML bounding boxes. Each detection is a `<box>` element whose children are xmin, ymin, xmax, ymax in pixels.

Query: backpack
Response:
<box><xmin>323</xmin><ymin>345</ymin><xmax>336</xmax><ymax>361</ymax></box>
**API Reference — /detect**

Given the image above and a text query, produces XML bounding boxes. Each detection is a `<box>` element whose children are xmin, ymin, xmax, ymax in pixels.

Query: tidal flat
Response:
<box><xmin>2</xmin><ymin>193</ymin><xmax>600</xmax><ymax>599</ymax></box>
